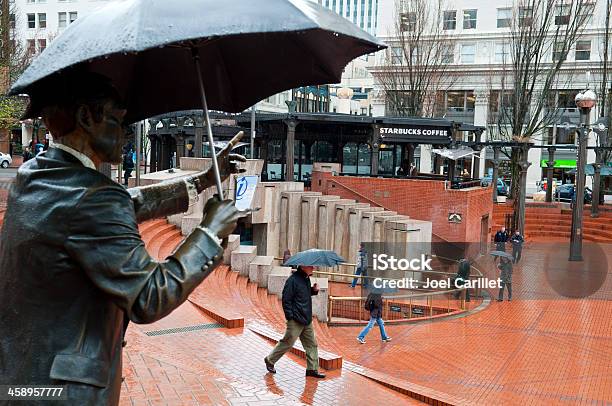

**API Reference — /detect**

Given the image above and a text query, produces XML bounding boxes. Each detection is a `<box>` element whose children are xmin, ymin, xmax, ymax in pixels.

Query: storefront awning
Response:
<box><xmin>540</xmin><ymin>159</ymin><xmax>577</xmax><ymax>169</ymax></box>
<box><xmin>432</xmin><ymin>146</ymin><xmax>477</xmax><ymax>161</ymax></box>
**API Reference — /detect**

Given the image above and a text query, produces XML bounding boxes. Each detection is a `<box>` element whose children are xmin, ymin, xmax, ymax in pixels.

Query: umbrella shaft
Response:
<box><xmin>192</xmin><ymin>49</ymin><xmax>224</xmax><ymax>199</ymax></box>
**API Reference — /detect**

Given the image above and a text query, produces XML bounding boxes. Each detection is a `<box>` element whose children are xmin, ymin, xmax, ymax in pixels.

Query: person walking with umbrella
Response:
<box><xmin>264</xmin><ymin>265</ymin><xmax>326</xmax><ymax>379</ymax></box>
<box><xmin>497</xmin><ymin>256</ymin><xmax>513</xmax><ymax>302</ymax></box>
<box><xmin>357</xmin><ymin>291</ymin><xmax>391</xmax><ymax>344</ymax></box>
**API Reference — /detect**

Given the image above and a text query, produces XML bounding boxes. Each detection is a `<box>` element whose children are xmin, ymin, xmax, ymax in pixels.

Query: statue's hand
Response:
<box><xmin>200</xmin><ymin>195</ymin><xmax>248</xmax><ymax>240</ymax></box>
<box><xmin>196</xmin><ymin>131</ymin><xmax>247</xmax><ymax>193</ymax></box>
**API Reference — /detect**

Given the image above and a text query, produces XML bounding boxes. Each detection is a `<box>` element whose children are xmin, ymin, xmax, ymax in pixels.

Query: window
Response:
<box><xmin>442</xmin><ymin>45</ymin><xmax>454</xmax><ymax>64</ymax></box>
<box><xmin>9</xmin><ymin>14</ymin><xmax>15</xmax><ymax>29</ymax></box>
<box><xmin>27</xmin><ymin>39</ymin><xmax>35</xmax><ymax>56</ymax></box>
<box><xmin>519</xmin><ymin>7</ymin><xmax>533</xmax><ymax>27</ymax></box>
<box><xmin>27</xmin><ymin>13</ymin><xmax>35</xmax><ymax>29</ymax></box>
<box><xmin>446</xmin><ymin>91</ymin><xmax>475</xmax><ymax>112</ymax></box>
<box><xmin>497</xmin><ymin>8</ymin><xmax>511</xmax><ymax>28</ymax></box>
<box><xmin>400</xmin><ymin>12</ymin><xmax>417</xmax><ymax>32</ymax></box>
<box><xmin>38</xmin><ymin>13</ymin><xmax>46</xmax><ymax>29</ymax></box>
<box><xmin>579</xmin><ymin>3</ymin><xmax>595</xmax><ymax>25</ymax></box>
<box><xmin>553</xmin><ymin>41</ymin><xmax>566</xmax><ymax>61</ymax></box>
<box><xmin>557</xmin><ymin>90</ymin><xmax>580</xmax><ymax>109</ymax></box>
<box><xmin>69</xmin><ymin>12</ymin><xmax>78</xmax><ymax>24</ymax></box>
<box><xmin>460</xmin><ymin>44</ymin><xmax>475</xmax><ymax>63</ymax></box>
<box><xmin>495</xmin><ymin>42</ymin><xmax>509</xmax><ymax>63</ymax></box>
<box><xmin>391</xmin><ymin>46</ymin><xmax>403</xmax><ymax>65</ymax></box>
<box><xmin>463</xmin><ymin>9</ymin><xmax>477</xmax><ymax>29</ymax></box>
<box><xmin>58</xmin><ymin>12</ymin><xmax>67</xmax><ymax>28</ymax></box>
<box><xmin>575</xmin><ymin>40</ymin><xmax>591</xmax><ymax>60</ymax></box>
<box><xmin>38</xmin><ymin>39</ymin><xmax>46</xmax><ymax>52</ymax></box>
<box><xmin>443</xmin><ymin>10</ymin><xmax>456</xmax><ymax>30</ymax></box>
<box><xmin>555</xmin><ymin>4</ymin><xmax>571</xmax><ymax>25</ymax></box>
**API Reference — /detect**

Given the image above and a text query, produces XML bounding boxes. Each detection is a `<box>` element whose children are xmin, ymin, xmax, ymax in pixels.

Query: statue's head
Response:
<box><xmin>25</xmin><ymin>71</ymin><xmax>127</xmax><ymax>164</ymax></box>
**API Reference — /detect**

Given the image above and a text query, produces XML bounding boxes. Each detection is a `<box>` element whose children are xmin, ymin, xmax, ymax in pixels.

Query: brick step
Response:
<box><xmin>147</xmin><ymin>227</ymin><xmax>181</xmax><ymax>260</ymax></box>
<box><xmin>138</xmin><ymin>219</ymin><xmax>171</xmax><ymax>241</ymax></box>
<box><xmin>248</xmin><ymin>322</ymin><xmax>342</xmax><ymax>370</ymax></box>
<box><xmin>141</xmin><ymin>223</ymin><xmax>177</xmax><ymax>247</ymax></box>
<box><xmin>158</xmin><ymin>234</ymin><xmax>183</xmax><ymax>259</ymax></box>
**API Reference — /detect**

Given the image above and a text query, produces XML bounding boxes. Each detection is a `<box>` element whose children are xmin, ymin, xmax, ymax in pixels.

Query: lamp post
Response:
<box><xmin>569</xmin><ymin>89</ymin><xmax>596</xmax><ymax>261</ymax></box>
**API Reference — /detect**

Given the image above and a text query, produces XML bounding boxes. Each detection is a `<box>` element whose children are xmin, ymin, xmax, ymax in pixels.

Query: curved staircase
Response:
<box><xmin>137</xmin><ymin>218</ymin><xmax>344</xmax><ymax>360</ymax></box>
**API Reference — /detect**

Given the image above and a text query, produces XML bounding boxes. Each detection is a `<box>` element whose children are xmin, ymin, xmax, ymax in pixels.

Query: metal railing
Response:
<box><xmin>313</xmin><ymin>255</ymin><xmax>483</xmax><ymax>323</ymax></box>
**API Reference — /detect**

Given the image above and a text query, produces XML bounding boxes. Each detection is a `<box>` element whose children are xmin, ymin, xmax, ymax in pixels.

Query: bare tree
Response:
<box><xmin>489</xmin><ymin>0</ymin><xmax>591</xmax><ymax>230</ymax></box>
<box><xmin>376</xmin><ymin>0</ymin><xmax>455</xmax><ymax>117</ymax></box>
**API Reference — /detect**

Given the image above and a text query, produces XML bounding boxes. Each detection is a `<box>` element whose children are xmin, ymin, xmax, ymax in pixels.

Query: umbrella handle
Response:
<box><xmin>192</xmin><ymin>48</ymin><xmax>224</xmax><ymax>199</ymax></box>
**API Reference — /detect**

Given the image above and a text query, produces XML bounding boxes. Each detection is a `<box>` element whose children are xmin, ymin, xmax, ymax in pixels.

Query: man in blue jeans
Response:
<box><xmin>357</xmin><ymin>292</ymin><xmax>391</xmax><ymax>344</ymax></box>
<box><xmin>350</xmin><ymin>243</ymin><xmax>368</xmax><ymax>288</ymax></box>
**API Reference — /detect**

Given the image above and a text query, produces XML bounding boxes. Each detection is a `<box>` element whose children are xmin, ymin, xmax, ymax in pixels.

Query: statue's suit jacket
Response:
<box><xmin>0</xmin><ymin>148</ymin><xmax>223</xmax><ymax>405</ymax></box>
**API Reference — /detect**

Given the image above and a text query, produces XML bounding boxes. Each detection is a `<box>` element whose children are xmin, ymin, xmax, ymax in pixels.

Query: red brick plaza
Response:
<box><xmin>115</xmin><ymin>219</ymin><xmax>612</xmax><ymax>406</ymax></box>
<box><xmin>1</xmin><ymin>182</ymin><xmax>610</xmax><ymax>405</ymax></box>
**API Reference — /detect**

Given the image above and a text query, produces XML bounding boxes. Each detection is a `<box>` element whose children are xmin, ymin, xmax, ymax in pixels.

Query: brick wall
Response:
<box><xmin>312</xmin><ymin>171</ymin><xmax>493</xmax><ymax>243</ymax></box>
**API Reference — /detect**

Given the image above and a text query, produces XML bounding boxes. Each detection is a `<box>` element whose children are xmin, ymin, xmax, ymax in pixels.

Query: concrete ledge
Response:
<box><xmin>310</xmin><ymin>277</ymin><xmax>329</xmax><ymax>322</ymax></box>
<box><xmin>248</xmin><ymin>255</ymin><xmax>275</xmax><ymax>287</ymax></box>
<box><xmin>188</xmin><ymin>297</ymin><xmax>244</xmax><ymax>329</ymax></box>
<box><xmin>248</xmin><ymin>322</ymin><xmax>342</xmax><ymax>370</ymax></box>
<box><xmin>231</xmin><ymin>245</ymin><xmax>257</xmax><ymax>277</ymax></box>
<box><xmin>223</xmin><ymin>234</ymin><xmax>240</xmax><ymax>265</ymax></box>
<box><xmin>267</xmin><ymin>266</ymin><xmax>292</xmax><ymax>297</ymax></box>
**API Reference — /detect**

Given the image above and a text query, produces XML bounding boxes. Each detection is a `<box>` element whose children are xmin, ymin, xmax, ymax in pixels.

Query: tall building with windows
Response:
<box><xmin>372</xmin><ymin>0</ymin><xmax>611</xmax><ymax>194</ymax></box>
<box><xmin>11</xmin><ymin>0</ymin><xmax>111</xmax><ymax>57</ymax></box>
<box><xmin>316</xmin><ymin>0</ymin><xmax>380</xmax><ymax>35</ymax></box>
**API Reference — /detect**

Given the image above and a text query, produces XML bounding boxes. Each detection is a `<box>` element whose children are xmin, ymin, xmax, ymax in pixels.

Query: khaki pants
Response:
<box><xmin>266</xmin><ymin>320</ymin><xmax>319</xmax><ymax>371</ymax></box>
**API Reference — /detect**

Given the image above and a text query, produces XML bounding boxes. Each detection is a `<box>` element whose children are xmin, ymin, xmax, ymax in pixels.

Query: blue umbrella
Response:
<box><xmin>490</xmin><ymin>250</ymin><xmax>513</xmax><ymax>260</ymax></box>
<box><xmin>283</xmin><ymin>249</ymin><xmax>346</xmax><ymax>267</ymax></box>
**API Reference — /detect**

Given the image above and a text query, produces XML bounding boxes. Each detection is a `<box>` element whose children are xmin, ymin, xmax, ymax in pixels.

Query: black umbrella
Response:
<box><xmin>10</xmin><ymin>0</ymin><xmax>385</xmax><ymax>197</ymax></box>
<box><xmin>490</xmin><ymin>250</ymin><xmax>514</xmax><ymax>260</ymax></box>
<box><xmin>283</xmin><ymin>249</ymin><xmax>346</xmax><ymax>267</ymax></box>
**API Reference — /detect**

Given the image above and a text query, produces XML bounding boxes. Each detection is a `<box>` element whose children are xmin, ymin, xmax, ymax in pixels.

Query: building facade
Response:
<box><xmin>371</xmin><ymin>0</ymin><xmax>611</xmax><ymax>194</ymax></box>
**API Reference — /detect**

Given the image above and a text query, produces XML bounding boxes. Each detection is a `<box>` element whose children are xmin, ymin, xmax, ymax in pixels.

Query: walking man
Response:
<box><xmin>350</xmin><ymin>243</ymin><xmax>368</xmax><ymax>288</ymax></box>
<box><xmin>123</xmin><ymin>147</ymin><xmax>135</xmax><ymax>186</ymax></box>
<box><xmin>494</xmin><ymin>226</ymin><xmax>510</xmax><ymax>251</ymax></box>
<box><xmin>511</xmin><ymin>230</ymin><xmax>524</xmax><ymax>264</ymax></box>
<box><xmin>357</xmin><ymin>292</ymin><xmax>391</xmax><ymax>344</ymax></box>
<box><xmin>264</xmin><ymin>265</ymin><xmax>325</xmax><ymax>378</ymax></box>
<box><xmin>497</xmin><ymin>257</ymin><xmax>513</xmax><ymax>302</ymax></box>
<box><xmin>453</xmin><ymin>258</ymin><xmax>471</xmax><ymax>302</ymax></box>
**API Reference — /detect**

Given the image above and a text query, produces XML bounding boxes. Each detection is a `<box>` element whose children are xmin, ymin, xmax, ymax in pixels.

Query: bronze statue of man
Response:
<box><xmin>0</xmin><ymin>72</ymin><xmax>247</xmax><ymax>405</ymax></box>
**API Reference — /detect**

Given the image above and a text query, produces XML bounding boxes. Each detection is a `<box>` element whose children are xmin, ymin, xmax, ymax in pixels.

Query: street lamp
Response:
<box><xmin>569</xmin><ymin>89</ymin><xmax>596</xmax><ymax>261</ymax></box>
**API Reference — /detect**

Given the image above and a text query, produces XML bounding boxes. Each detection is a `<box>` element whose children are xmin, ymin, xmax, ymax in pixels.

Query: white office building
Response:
<box><xmin>371</xmin><ymin>0</ymin><xmax>611</xmax><ymax>194</ymax></box>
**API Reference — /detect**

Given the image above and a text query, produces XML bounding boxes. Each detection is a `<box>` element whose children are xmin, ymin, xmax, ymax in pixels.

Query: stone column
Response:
<box><xmin>149</xmin><ymin>135</ymin><xmax>158</xmax><ymax>173</ymax></box>
<box><xmin>175</xmin><ymin>133</ymin><xmax>186</xmax><ymax>167</ymax></box>
<box><xmin>370</xmin><ymin>124</ymin><xmax>379</xmax><ymax>175</ymax></box>
<box><xmin>546</xmin><ymin>147</ymin><xmax>556</xmax><ymax>202</ymax></box>
<box><xmin>193</xmin><ymin>115</ymin><xmax>204</xmax><ymax>158</ymax></box>
<box><xmin>517</xmin><ymin>147</ymin><xmax>531</xmax><ymax>234</ymax></box>
<box><xmin>492</xmin><ymin>146</ymin><xmax>501</xmax><ymax>203</ymax></box>
<box><xmin>284</xmin><ymin>120</ymin><xmax>298</xmax><ymax>181</ymax></box>
<box><xmin>419</xmin><ymin>144</ymin><xmax>432</xmax><ymax>173</ymax></box>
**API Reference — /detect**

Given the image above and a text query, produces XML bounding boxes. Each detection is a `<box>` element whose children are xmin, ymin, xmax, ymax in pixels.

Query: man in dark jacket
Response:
<box><xmin>0</xmin><ymin>72</ymin><xmax>247</xmax><ymax>405</ymax></box>
<box><xmin>264</xmin><ymin>265</ymin><xmax>325</xmax><ymax>378</ymax></box>
<box><xmin>453</xmin><ymin>258</ymin><xmax>471</xmax><ymax>301</ymax></box>
<box><xmin>494</xmin><ymin>226</ymin><xmax>510</xmax><ymax>251</ymax></box>
<box><xmin>510</xmin><ymin>230</ymin><xmax>524</xmax><ymax>264</ymax></box>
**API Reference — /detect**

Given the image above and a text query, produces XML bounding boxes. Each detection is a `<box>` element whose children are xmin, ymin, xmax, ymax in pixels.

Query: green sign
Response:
<box><xmin>540</xmin><ymin>159</ymin><xmax>577</xmax><ymax>169</ymax></box>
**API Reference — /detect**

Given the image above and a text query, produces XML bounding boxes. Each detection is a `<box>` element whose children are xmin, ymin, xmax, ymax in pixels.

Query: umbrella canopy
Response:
<box><xmin>284</xmin><ymin>249</ymin><xmax>346</xmax><ymax>267</ymax></box>
<box><xmin>11</xmin><ymin>0</ymin><xmax>386</xmax><ymax>123</ymax></box>
<box><xmin>490</xmin><ymin>251</ymin><xmax>514</xmax><ymax>260</ymax></box>
<box><xmin>432</xmin><ymin>147</ymin><xmax>477</xmax><ymax>161</ymax></box>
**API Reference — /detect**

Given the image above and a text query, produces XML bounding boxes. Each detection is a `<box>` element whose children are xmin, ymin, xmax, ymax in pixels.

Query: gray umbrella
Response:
<box><xmin>490</xmin><ymin>250</ymin><xmax>514</xmax><ymax>260</ymax></box>
<box><xmin>284</xmin><ymin>249</ymin><xmax>346</xmax><ymax>267</ymax></box>
<box><xmin>9</xmin><ymin>0</ymin><xmax>385</xmax><ymax>197</ymax></box>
